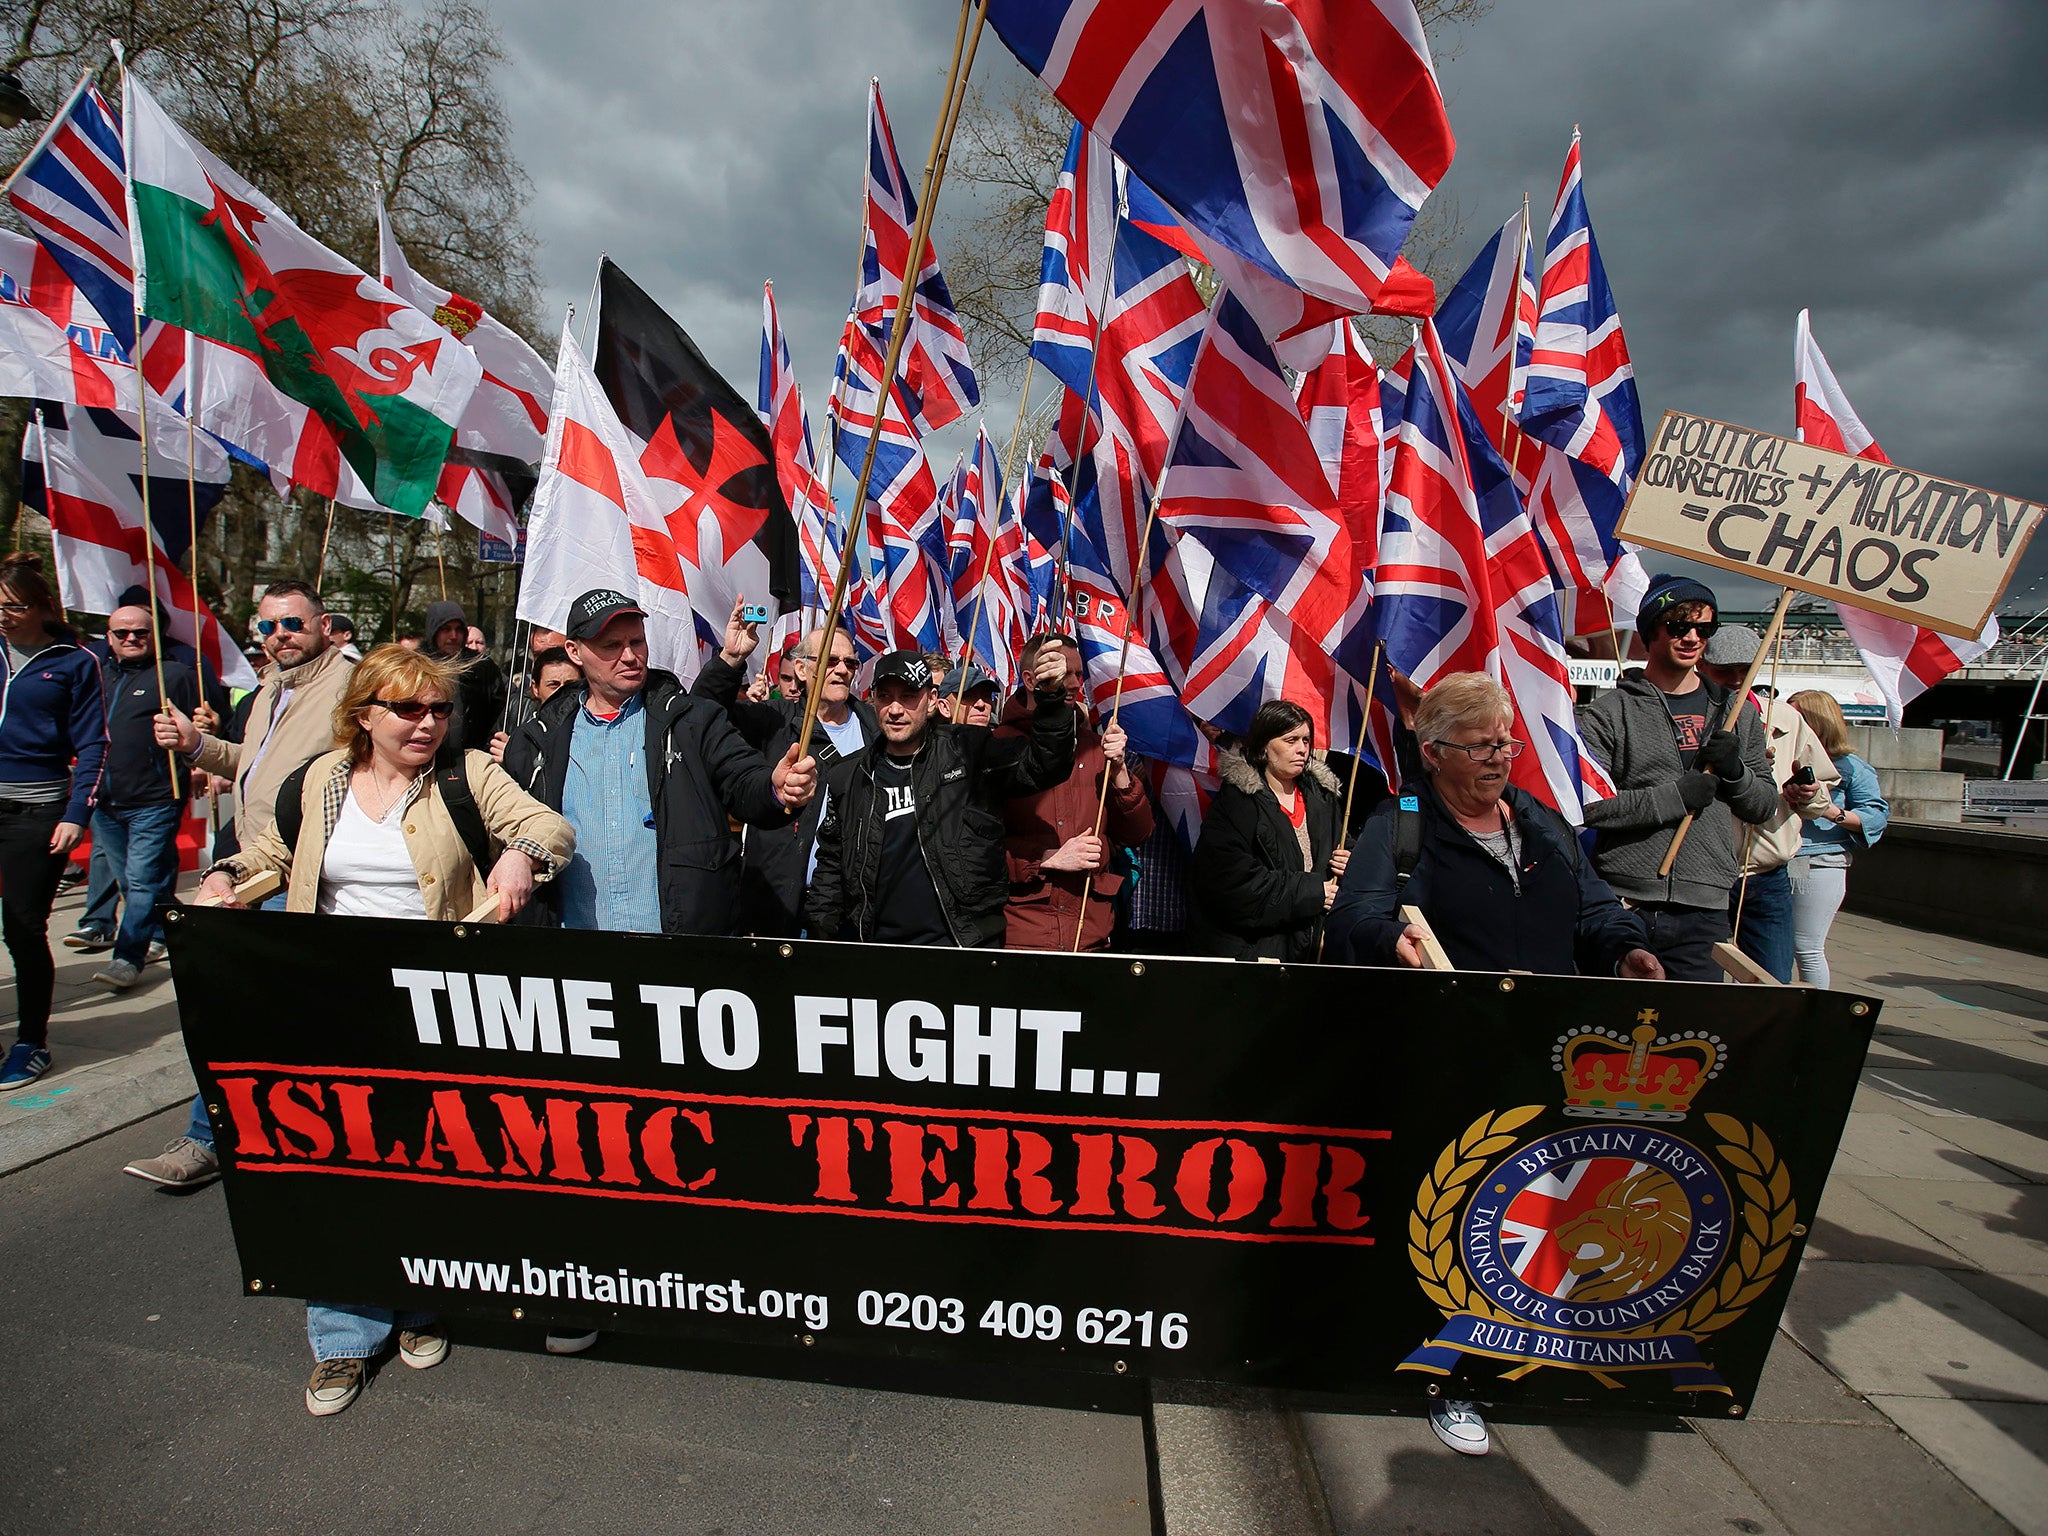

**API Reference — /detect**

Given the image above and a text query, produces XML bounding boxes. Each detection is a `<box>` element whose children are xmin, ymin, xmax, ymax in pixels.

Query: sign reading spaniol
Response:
<box><xmin>164</xmin><ymin>911</ymin><xmax>1878</xmax><ymax>1417</ymax></box>
<box><xmin>1617</xmin><ymin>411</ymin><xmax>2043</xmax><ymax>638</ymax></box>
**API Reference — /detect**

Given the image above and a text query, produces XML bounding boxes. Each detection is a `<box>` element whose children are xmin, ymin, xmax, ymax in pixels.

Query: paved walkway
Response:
<box><xmin>1</xmin><ymin>890</ymin><xmax>2043</xmax><ymax>1533</ymax></box>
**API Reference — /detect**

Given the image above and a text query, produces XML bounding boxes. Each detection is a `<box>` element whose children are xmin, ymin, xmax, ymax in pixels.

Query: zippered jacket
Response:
<box><xmin>806</xmin><ymin>687</ymin><xmax>1075</xmax><ymax>947</ymax></box>
<box><xmin>0</xmin><ymin>638</ymin><xmax>107</xmax><ymax>823</ymax></box>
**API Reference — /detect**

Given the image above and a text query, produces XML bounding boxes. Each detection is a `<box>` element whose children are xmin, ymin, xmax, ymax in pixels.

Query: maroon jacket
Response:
<box><xmin>996</xmin><ymin>697</ymin><xmax>1154</xmax><ymax>951</ymax></box>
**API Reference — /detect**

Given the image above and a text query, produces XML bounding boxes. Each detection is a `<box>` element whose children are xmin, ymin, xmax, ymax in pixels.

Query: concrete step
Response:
<box><xmin>1848</xmin><ymin>726</ymin><xmax>1944</xmax><ymax>771</ymax></box>
<box><xmin>1875</xmin><ymin>768</ymin><xmax>1967</xmax><ymax>802</ymax></box>
<box><xmin>1891</xmin><ymin>799</ymin><xmax>1964</xmax><ymax>823</ymax></box>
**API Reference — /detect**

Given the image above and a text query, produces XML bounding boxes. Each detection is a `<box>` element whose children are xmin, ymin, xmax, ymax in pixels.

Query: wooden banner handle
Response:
<box><xmin>1712</xmin><ymin>941</ymin><xmax>1780</xmax><ymax>986</ymax></box>
<box><xmin>1655</xmin><ymin>587</ymin><xmax>1795</xmax><ymax>878</ymax></box>
<box><xmin>1399</xmin><ymin>905</ymin><xmax>1456</xmax><ymax>971</ymax></box>
<box><xmin>194</xmin><ymin>870</ymin><xmax>282</xmax><ymax>908</ymax></box>
<box><xmin>460</xmin><ymin>892</ymin><xmax>503</xmax><ymax>924</ymax></box>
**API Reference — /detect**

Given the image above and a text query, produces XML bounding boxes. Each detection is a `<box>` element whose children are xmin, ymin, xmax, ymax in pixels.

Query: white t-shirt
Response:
<box><xmin>807</xmin><ymin>710</ymin><xmax>873</xmax><ymax>884</ymax></box>
<box><xmin>318</xmin><ymin>790</ymin><xmax>428</xmax><ymax>919</ymax></box>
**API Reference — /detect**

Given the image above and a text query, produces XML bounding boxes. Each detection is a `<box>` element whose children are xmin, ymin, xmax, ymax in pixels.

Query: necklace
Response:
<box><xmin>354</xmin><ymin>767</ymin><xmax>421</xmax><ymax>824</ymax></box>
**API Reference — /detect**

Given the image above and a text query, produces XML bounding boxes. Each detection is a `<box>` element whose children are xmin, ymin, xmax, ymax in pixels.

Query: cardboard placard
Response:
<box><xmin>1617</xmin><ymin>411</ymin><xmax>2043</xmax><ymax>638</ymax></box>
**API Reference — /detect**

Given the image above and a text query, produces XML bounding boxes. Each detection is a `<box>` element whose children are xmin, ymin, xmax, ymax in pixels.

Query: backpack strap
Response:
<box><xmin>433</xmin><ymin>751</ymin><xmax>499</xmax><ymax>878</ymax></box>
<box><xmin>1393</xmin><ymin>794</ymin><xmax>1424</xmax><ymax>889</ymax></box>
<box><xmin>273</xmin><ymin>757</ymin><xmax>314</xmax><ymax>856</ymax></box>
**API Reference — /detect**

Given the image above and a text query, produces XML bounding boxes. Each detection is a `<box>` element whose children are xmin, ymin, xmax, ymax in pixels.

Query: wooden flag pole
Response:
<box><xmin>797</xmin><ymin>0</ymin><xmax>990</xmax><ymax>761</ymax></box>
<box><xmin>1068</xmin><ymin>470</ymin><xmax>1175</xmax><ymax>952</ymax></box>
<box><xmin>434</xmin><ymin>519</ymin><xmax>448</xmax><ymax>600</ymax></box>
<box><xmin>1657</xmin><ymin>585</ymin><xmax>1794</xmax><ymax>877</ymax></box>
<box><xmin>1313</xmin><ymin>640</ymin><xmax>1385</xmax><ymax>962</ymax></box>
<box><xmin>185</xmin><ymin>408</ymin><xmax>205</xmax><ymax>663</ymax></box>
<box><xmin>1732</xmin><ymin>614</ymin><xmax>1791</xmax><ymax>947</ymax></box>
<box><xmin>954</xmin><ymin>357</ymin><xmax>1038</xmax><ymax>716</ymax></box>
<box><xmin>315</xmin><ymin>498</ymin><xmax>338</xmax><ymax>592</ymax></box>
<box><xmin>1050</xmin><ymin>229</ymin><xmax>1125</xmax><ymax>627</ymax></box>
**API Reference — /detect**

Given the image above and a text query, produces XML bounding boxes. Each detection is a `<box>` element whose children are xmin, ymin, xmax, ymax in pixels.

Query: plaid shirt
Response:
<box><xmin>1126</xmin><ymin>819</ymin><xmax>1190</xmax><ymax>933</ymax></box>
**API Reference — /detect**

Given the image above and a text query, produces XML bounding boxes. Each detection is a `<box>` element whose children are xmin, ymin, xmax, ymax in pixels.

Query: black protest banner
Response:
<box><xmin>1617</xmin><ymin>410</ymin><xmax>2043</xmax><ymax>638</ymax></box>
<box><xmin>165</xmin><ymin>911</ymin><xmax>1877</xmax><ymax>1417</ymax></box>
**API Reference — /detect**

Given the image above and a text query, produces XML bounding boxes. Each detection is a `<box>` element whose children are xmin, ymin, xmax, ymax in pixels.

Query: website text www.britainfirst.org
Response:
<box><xmin>399</xmin><ymin>1255</ymin><xmax>832</xmax><ymax>1331</ymax></box>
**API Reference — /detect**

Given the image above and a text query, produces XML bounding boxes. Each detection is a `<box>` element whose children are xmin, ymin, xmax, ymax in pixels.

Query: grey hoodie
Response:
<box><xmin>1576</xmin><ymin>670</ymin><xmax>1776</xmax><ymax>910</ymax></box>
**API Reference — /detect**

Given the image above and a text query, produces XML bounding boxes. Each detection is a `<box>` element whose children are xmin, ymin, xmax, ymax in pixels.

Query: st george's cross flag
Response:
<box><xmin>988</xmin><ymin>0</ymin><xmax>1455</xmax><ymax>343</ymax></box>
<box><xmin>520</xmin><ymin>322</ymin><xmax>697</xmax><ymax>681</ymax></box>
<box><xmin>1793</xmin><ymin>309</ymin><xmax>1996</xmax><ymax>726</ymax></box>
<box><xmin>124</xmin><ymin>75</ymin><xmax>481</xmax><ymax>517</ymax></box>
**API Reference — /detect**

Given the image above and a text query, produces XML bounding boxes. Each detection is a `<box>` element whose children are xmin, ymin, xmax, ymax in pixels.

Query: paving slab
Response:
<box><xmin>1878</xmin><ymin>1106</ymin><xmax>2048</xmax><ymax>1184</ymax></box>
<box><xmin>1692</xmin><ymin>1418</ymin><xmax>2014</xmax><ymax>1536</ymax></box>
<box><xmin>1299</xmin><ymin>1410</ymin><xmax>1574</xmax><ymax>1536</ymax></box>
<box><xmin>1849</xmin><ymin>1179</ymin><xmax>2048</xmax><ymax>1277</ymax></box>
<box><xmin>1780</xmin><ymin>1261</ymin><xmax>2048</xmax><ymax>1403</ymax></box>
<box><xmin>1954</xmin><ymin>1273</ymin><xmax>2048</xmax><ymax>1340</ymax></box>
<box><xmin>1743</xmin><ymin>1330</ymin><xmax>1889</xmax><ymax>1426</ymax></box>
<box><xmin>1837</xmin><ymin>1112</ymin><xmax>2025</xmax><ymax>1184</ymax></box>
<box><xmin>1866</xmin><ymin>1397</ymin><xmax>2048</xmax><ymax>1536</ymax></box>
<box><xmin>1489</xmin><ymin>1420</ymin><xmax>1788</xmax><ymax>1536</ymax></box>
<box><xmin>1149</xmin><ymin>1383</ymin><xmax>1329</xmax><ymax>1536</ymax></box>
<box><xmin>1805</xmin><ymin>1176</ymin><xmax>1980</xmax><ymax>1269</ymax></box>
<box><xmin>1862</xmin><ymin>1070</ymin><xmax>2048</xmax><ymax>1123</ymax></box>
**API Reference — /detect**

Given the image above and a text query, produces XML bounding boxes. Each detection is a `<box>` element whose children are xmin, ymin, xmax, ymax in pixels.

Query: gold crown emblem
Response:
<box><xmin>1551</xmin><ymin>1009</ymin><xmax>1722</xmax><ymax>1122</ymax></box>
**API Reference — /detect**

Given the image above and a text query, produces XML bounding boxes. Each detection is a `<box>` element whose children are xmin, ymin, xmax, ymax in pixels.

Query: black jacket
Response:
<box><xmin>690</xmin><ymin>652</ymin><xmax>879</xmax><ymax>936</ymax></box>
<box><xmin>1324</xmin><ymin>780</ymin><xmax>1648</xmax><ymax>975</ymax></box>
<box><xmin>1189</xmin><ymin>752</ymin><xmax>1344</xmax><ymax>962</ymax></box>
<box><xmin>450</xmin><ymin>653</ymin><xmax>508</xmax><ymax>752</ymax></box>
<box><xmin>99</xmin><ymin>654</ymin><xmax>201</xmax><ymax>808</ymax></box>
<box><xmin>806</xmin><ymin>686</ymin><xmax>1076</xmax><ymax>947</ymax></box>
<box><xmin>501</xmin><ymin>669</ymin><xmax>792</xmax><ymax>935</ymax></box>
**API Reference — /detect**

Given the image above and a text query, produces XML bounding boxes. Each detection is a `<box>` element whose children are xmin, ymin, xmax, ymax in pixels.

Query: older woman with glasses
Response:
<box><xmin>1326</xmin><ymin>673</ymin><xmax>1660</xmax><ymax>978</ymax></box>
<box><xmin>195</xmin><ymin>644</ymin><xmax>574</xmax><ymax>1419</ymax></box>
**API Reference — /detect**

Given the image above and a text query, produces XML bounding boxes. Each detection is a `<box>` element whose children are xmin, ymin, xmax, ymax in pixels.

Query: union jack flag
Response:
<box><xmin>1793</xmin><ymin>308</ymin><xmax>1997</xmax><ymax>725</ymax></box>
<box><xmin>1514</xmin><ymin>132</ymin><xmax>1648</xmax><ymax>634</ymax></box>
<box><xmin>1034</xmin><ymin>132</ymin><xmax>1208</xmax><ymax>598</ymax></box>
<box><xmin>1067</xmin><ymin>515</ymin><xmax>1213</xmax><ymax>770</ymax></box>
<box><xmin>760</xmin><ymin>281</ymin><xmax>838</xmax><ymax>615</ymax></box>
<box><xmin>832</xmin><ymin>313</ymin><xmax>947</xmax><ymax>652</ymax></box>
<box><xmin>988</xmin><ymin>0</ymin><xmax>1455</xmax><ymax>342</ymax></box>
<box><xmin>949</xmin><ymin>426</ymin><xmax>1031</xmax><ymax>690</ymax></box>
<box><xmin>1437</xmin><ymin>209</ymin><xmax>1534</xmax><ymax>455</ymax></box>
<box><xmin>1377</xmin><ymin>320</ymin><xmax>1611</xmax><ymax>821</ymax></box>
<box><xmin>853</xmin><ymin>78</ymin><xmax>979</xmax><ymax>434</ymax></box>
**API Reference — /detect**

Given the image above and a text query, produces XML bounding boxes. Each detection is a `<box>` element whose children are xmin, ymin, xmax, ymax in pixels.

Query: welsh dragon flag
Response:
<box><xmin>123</xmin><ymin>76</ymin><xmax>481</xmax><ymax>517</ymax></box>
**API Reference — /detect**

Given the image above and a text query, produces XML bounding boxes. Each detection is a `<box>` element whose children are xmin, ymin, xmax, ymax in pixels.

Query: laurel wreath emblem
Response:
<box><xmin>1407</xmin><ymin>1106</ymin><xmax>1799</xmax><ymax>1341</ymax></box>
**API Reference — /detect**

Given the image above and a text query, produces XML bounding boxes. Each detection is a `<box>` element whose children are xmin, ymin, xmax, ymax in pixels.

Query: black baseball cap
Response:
<box><xmin>565</xmin><ymin>588</ymin><xmax>647</xmax><ymax>641</ymax></box>
<box><xmin>871</xmin><ymin>649</ymin><xmax>934</xmax><ymax>690</ymax></box>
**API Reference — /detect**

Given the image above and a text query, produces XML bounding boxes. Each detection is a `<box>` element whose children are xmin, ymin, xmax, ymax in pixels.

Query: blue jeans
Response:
<box><xmin>77</xmin><ymin>839</ymin><xmax>118</xmax><ymax>936</ymax></box>
<box><xmin>1730</xmin><ymin>864</ymin><xmax>1795</xmax><ymax>984</ymax></box>
<box><xmin>306</xmin><ymin>1301</ymin><xmax>437</xmax><ymax>1361</ymax></box>
<box><xmin>91</xmin><ymin>802</ymin><xmax>185</xmax><ymax>966</ymax></box>
<box><xmin>185</xmin><ymin>890</ymin><xmax>288</xmax><ymax>1151</ymax></box>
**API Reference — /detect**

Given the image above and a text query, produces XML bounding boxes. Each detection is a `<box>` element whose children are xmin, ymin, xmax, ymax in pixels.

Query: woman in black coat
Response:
<box><xmin>1190</xmin><ymin>700</ymin><xmax>1346</xmax><ymax>962</ymax></box>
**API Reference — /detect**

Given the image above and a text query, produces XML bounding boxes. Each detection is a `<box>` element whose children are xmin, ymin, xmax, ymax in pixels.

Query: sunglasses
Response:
<box><xmin>256</xmin><ymin>616</ymin><xmax>310</xmax><ymax>636</ymax></box>
<box><xmin>109</xmin><ymin>628</ymin><xmax>152</xmax><ymax>641</ymax></box>
<box><xmin>370</xmin><ymin>697</ymin><xmax>455</xmax><ymax>721</ymax></box>
<box><xmin>1660</xmin><ymin>618</ymin><xmax>1719</xmax><ymax>640</ymax></box>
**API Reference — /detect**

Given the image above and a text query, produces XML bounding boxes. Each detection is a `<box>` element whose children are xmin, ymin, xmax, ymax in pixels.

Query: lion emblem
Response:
<box><xmin>1553</xmin><ymin>1166</ymin><xmax>1690</xmax><ymax>1302</ymax></box>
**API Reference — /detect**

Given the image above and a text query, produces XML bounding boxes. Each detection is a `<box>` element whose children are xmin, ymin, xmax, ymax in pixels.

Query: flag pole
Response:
<box><xmin>185</xmin><ymin>405</ymin><xmax>204</xmax><ymax>672</ymax></box>
<box><xmin>798</xmin><ymin>0</ymin><xmax>990</xmax><ymax>760</ymax></box>
<box><xmin>1316</xmin><ymin>641</ymin><xmax>1386</xmax><ymax>961</ymax></box>
<box><xmin>315</xmin><ymin>497</ymin><xmax>338</xmax><ymax>591</ymax></box>
<box><xmin>1658</xmin><ymin>584</ymin><xmax>1793</xmax><ymax>876</ymax></box>
<box><xmin>1069</xmin><ymin>467</ymin><xmax>1173</xmax><ymax>952</ymax></box>
<box><xmin>954</xmin><ymin>357</ymin><xmax>1038</xmax><ymax>715</ymax></box>
<box><xmin>434</xmin><ymin>518</ymin><xmax>448</xmax><ymax>599</ymax></box>
<box><xmin>1733</xmin><ymin>613</ymin><xmax>1790</xmax><ymax>947</ymax></box>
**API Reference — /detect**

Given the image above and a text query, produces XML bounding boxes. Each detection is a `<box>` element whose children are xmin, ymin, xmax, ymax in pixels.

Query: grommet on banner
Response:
<box><xmin>164</xmin><ymin>908</ymin><xmax>181</xmax><ymax>925</ymax></box>
<box><xmin>453</xmin><ymin>924</ymin><xmax>470</xmax><ymax>939</ymax></box>
<box><xmin>1113</xmin><ymin>1360</ymin><xmax>1127</xmax><ymax>1374</ymax></box>
<box><xmin>1728</xmin><ymin>1404</ymin><xmax>1743</xmax><ymax>1417</ymax></box>
<box><xmin>512</xmin><ymin>1308</ymin><xmax>524</xmax><ymax>1321</ymax></box>
<box><xmin>1850</xmin><ymin>1001</ymin><xmax>1870</xmax><ymax>1016</ymax></box>
<box><xmin>1792</xmin><ymin>1224</ymin><xmax>1808</xmax><ymax>1237</ymax></box>
<box><xmin>1499</xmin><ymin>977</ymin><xmax>1516</xmax><ymax>993</ymax></box>
<box><xmin>779</xmin><ymin>943</ymin><xmax>793</xmax><ymax>958</ymax></box>
<box><xmin>803</xmin><ymin>1334</ymin><xmax>815</xmax><ymax>1346</ymax></box>
<box><xmin>1130</xmin><ymin>962</ymin><xmax>1145</xmax><ymax>977</ymax></box>
<box><xmin>249</xmin><ymin>1279</ymin><xmax>263</xmax><ymax>1292</ymax></box>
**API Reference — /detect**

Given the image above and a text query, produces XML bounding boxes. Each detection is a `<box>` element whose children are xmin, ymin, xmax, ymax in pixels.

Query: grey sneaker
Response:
<box><xmin>123</xmin><ymin>1137</ymin><xmax>221</xmax><ymax>1188</ymax></box>
<box><xmin>398</xmin><ymin>1324</ymin><xmax>447</xmax><ymax>1370</ymax></box>
<box><xmin>92</xmin><ymin>959</ymin><xmax>141</xmax><ymax>990</ymax></box>
<box><xmin>305</xmin><ymin>1358</ymin><xmax>365</xmax><ymax>1416</ymax></box>
<box><xmin>1429</xmin><ymin>1398</ymin><xmax>1490</xmax><ymax>1456</ymax></box>
<box><xmin>545</xmin><ymin>1330</ymin><xmax>599</xmax><ymax>1355</ymax></box>
<box><xmin>62</xmin><ymin>929</ymin><xmax>114</xmax><ymax>952</ymax></box>
<box><xmin>145</xmin><ymin>940</ymin><xmax>168</xmax><ymax>965</ymax></box>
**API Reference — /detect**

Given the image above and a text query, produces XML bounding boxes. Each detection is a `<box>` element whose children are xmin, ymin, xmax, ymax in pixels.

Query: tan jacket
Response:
<box><xmin>223</xmin><ymin>749</ymin><xmax>575</xmax><ymax>919</ymax></box>
<box><xmin>1743</xmin><ymin>695</ymin><xmax>1839</xmax><ymax>875</ymax></box>
<box><xmin>192</xmin><ymin>644</ymin><xmax>356</xmax><ymax>844</ymax></box>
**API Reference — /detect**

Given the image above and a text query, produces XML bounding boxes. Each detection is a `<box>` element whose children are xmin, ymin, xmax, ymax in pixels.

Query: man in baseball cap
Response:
<box><xmin>1577</xmin><ymin>572</ymin><xmax>1777</xmax><ymax>979</ymax></box>
<box><xmin>807</xmin><ymin>643</ymin><xmax>1073</xmax><ymax>947</ymax></box>
<box><xmin>939</xmin><ymin>663</ymin><xmax>1001</xmax><ymax>727</ymax></box>
<box><xmin>501</xmin><ymin>587</ymin><xmax>816</xmax><ymax>940</ymax></box>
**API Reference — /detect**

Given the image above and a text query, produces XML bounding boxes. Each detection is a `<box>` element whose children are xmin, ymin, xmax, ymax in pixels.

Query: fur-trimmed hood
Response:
<box><xmin>1218</xmin><ymin>747</ymin><xmax>1341</xmax><ymax>798</ymax></box>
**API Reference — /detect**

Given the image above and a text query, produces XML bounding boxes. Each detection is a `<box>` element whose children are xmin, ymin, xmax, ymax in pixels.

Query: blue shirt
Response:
<box><xmin>1799</xmin><ymin>753</ymin><xmax>1890</xmax><ymax>858</ymax></box>
<box><xmin>557</xmin><ymin>693</ymin><xmax>662</xmax><ymax>933</ymax></box>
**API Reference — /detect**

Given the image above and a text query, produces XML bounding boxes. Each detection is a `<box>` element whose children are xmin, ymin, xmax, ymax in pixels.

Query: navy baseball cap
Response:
<box><xmin>956</xmin><ymin>663</ymin><xmax>998</xmax><ymax>697</ymax></box>
<box><xmin>565</xmin><ymin>588</ymin><xmax>646</xmax><ymax>641</ymax></box>
<box><xmin>871</xmin><ymin>649</ymin><xmax>934</xmax><ymax>690</ymax></box>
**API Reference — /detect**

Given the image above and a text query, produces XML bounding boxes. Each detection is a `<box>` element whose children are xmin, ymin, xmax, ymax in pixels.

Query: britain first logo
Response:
<box><xmin>1399</xmin><ymin>1011</ymin><xmax>1798</xmax><ymax>1396</ymax></box>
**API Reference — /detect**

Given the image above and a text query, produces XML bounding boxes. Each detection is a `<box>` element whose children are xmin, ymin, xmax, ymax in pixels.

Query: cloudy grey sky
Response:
<box><xmin>491</xmin><ymin>0</ymin><xmax>2048</xmax><ymax>616</ymax></box>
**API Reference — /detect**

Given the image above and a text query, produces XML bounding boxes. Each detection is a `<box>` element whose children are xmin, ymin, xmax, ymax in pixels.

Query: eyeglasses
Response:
<box><xmin>1660</xmin><ymin>618</ymin><xmax>1719</xmax><ymax>640</ymax></box>
<box><xmin>256</xmin><ymin>616</ymin><xmax>309</xmax><ymax>636</ymax></box>
<box><xmin>1431</xmin><ymin>738</ymin><xmax>1526</xmax><ymax>763</ymax></box>
<box><xmin>803</xmin><ymin>653</ymin><xmax>856</xmax><ymax>672</ymax></box>
<box><xmin>109</xmin><ymin>628</ymin><xmax>152</xmax><ymax>641</ymax></box>
<box><xmin>0</xmin><ymin>601</ymin><xmax>34</xmax><ymax>615</ymax></box>
<box><xmin>369</xmin><ymin>698</ymin><xmax>455</xmax><ymax>721</ymax></box>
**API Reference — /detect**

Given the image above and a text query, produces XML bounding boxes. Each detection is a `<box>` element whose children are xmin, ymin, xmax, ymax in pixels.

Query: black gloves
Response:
<box><xmin>1697</xmin><ymin>729</ymin><xmax>1744</xmax><ymax>781</ymax></box>
<box><xmin>1675</xmin><ymin>771</ymin><xmax>1719</xmax><ymax>814</ymax></box>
